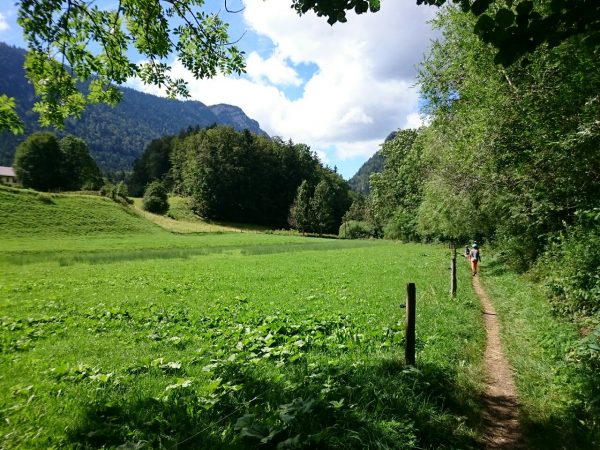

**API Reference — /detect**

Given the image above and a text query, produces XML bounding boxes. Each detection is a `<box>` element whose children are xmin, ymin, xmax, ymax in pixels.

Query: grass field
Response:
<box><xmin>0</xmin><ymin>186</ymin><xmax>487</xmax><ymax>449</ymax></box>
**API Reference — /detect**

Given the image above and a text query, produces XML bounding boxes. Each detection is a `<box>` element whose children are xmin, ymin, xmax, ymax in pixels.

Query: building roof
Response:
<box><xmin>0</xmin><ymin>166</ymin><xmax>16</xmax><ymax>177</ymax></box>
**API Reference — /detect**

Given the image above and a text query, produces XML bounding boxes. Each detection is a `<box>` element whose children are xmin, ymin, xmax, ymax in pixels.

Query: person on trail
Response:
<box><xmin>464</xmin><ymin>245</ymin><xmax>470</xmax><ymax>258</ymax></box>
<box><xmin>469</xmin><ymin>243</ymin><xmax>481</xmax><ymax>276</ymax></box>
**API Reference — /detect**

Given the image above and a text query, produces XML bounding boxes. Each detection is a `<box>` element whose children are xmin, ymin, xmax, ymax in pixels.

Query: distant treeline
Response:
<box><xmin>131</xmin><ymin>125</ymin><xmax>351</xmax><ymax>232</ymax></box>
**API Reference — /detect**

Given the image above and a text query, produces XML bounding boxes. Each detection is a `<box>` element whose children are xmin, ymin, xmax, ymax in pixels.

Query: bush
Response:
<box><xmin>36</xmin><ymin>193</ymin><xmax>55</xmax><ymax>204</ymax></box>
<box><xmin>383</xmin><ymin>209</ymin><xmax>418</xmax><ymax>241</ymax></box>
<box><xmin>338</xmin><ymin>220</ymin><xmax>372</xmax><ymax>239</ymax></box>
<box><xmin>535</xmin><ymin>211</ymin><xmax>600</xmax><ymax>317</ymax></box>
<box><xmin>100</xmin><ymin>181</ymin><xmax>133</xmax><ymax>206</ymax></box>
<box><xmin>142</xmin><ymin>181</ymin><xmax>169</xmax><ymax>214</ymax></box>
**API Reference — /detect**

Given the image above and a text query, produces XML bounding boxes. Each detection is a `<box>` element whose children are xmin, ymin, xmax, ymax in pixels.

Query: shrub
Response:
<box><xmin>535</xmin><ymin>210</ymin><xmax>600</xmax><ymax>317</ymax></box>
<box><xmin>100</xmin><ymin>181</ymin><xmax>133</xmax><ymax>206</ymax></box>
<box><xmin>383</xmin><ymin>209</ymin><xmax>418</xmax><ymax>241</ymax></box>
<box><xmin>142</xmin><ymin>181</ymin><xmax>169</xmax><ymax>214</ymax></box>
<box><xmin>36</xmin><ymin>193</ymin><xmax>55</xmax><ymax>204</ymax></box>
<box><xmin>338</xmin><ymin>220</ymin><xmax>372</xmax><ymax>239</ymax></box>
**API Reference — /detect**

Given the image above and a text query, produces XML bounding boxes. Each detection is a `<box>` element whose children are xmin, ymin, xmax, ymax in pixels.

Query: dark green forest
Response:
<box><xmin>133</xmin><ymin>126</ymin><xmax>351</xmax><ymax>232</ymax></box>
<box><xmin>0</xmin><ymin>43</ymin><xmax>267</xmax><ymax>174</ymax></box>
<box><xmin>13</xmin><ymin>132</ymin><xmax>103</xmax><ymax>191</ymax></box>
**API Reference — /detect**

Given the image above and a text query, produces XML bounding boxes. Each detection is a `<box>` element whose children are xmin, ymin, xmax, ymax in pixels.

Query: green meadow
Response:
<box><xmin>0</xmin><ymin>187</ymin><xmax>486</xmax><ymax>448</ymax></box>
<box><xmin>2</xmin><ymin>186</ymin><xmax>596</xmax><ymax>449</ymax></box>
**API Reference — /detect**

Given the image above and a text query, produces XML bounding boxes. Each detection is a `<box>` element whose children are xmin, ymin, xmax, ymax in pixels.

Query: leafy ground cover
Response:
<box><xmin>481</xmin><ymin>260</ymin><xmax>600</xmax><ymax>449</ymax></box>
<box><xmin>0</xmin><ymin>190</ymin><xmax>486</xmax><ymax>448</ymax></box>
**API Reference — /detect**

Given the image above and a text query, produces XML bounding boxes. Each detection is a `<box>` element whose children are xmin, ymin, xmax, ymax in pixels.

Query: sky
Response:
<box><xmin>0</xmin><ymin>1</ymin><xmax>439</xmax><ymax>180</ymax></box>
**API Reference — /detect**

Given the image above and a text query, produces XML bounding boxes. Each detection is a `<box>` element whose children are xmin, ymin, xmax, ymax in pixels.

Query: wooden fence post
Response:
<box><xmin>405</xmin><ymin>282</ymin><xmax>416</xmax><ymax>366</ymax></box>
<box><xmin>450</xmin><ymin>242</ymin><xmax>457</xmax><ymax>298</ymax></box>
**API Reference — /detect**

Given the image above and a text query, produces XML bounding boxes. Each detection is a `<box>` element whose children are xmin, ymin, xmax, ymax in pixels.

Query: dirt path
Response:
<box><xmin>472</xmin><ymin>274</ymin><xmax>524</xmax><ymax>449</ymax></box>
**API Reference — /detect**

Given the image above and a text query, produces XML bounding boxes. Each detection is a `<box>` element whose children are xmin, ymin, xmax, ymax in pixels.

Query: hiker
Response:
<box><xmin>469</xmin><ymin>243</ymin><xmax>481</xmax><ymax>276</ymax></box>
<box><xmin>464</xmin><ymin>245</ymin><xmax>470</xmax><ymax>258</ymax></box>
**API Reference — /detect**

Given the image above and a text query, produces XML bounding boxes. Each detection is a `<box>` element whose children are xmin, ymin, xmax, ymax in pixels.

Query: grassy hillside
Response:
<box><xmin>0</xmin><ymin>186</ymin><xmax>160</xmax><ymax>238</ymax></box>
<box><xmin>0</xmin><ymin>186</ymin><xmax>340</xmax><ymax>258</ymax></box>
<box><xmin>132</xmin><ymin>196</ymin><xmax>269</xmax><ymax>234</ymax></box>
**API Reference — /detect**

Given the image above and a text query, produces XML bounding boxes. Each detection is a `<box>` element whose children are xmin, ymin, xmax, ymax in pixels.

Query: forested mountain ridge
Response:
<box><xmin>348</xmin><ymin>151</ymin><xmax>384</xmax><ymax>195</ymax></box>
<box><xmin>348</xmin><ymin>131</ymin><xmax>400</xmax><ymax>194</ymax></box>
<box><xmin>0</xmin><ymin>42</ymin><xmax>267</xmax><ymax>173</ymax></box>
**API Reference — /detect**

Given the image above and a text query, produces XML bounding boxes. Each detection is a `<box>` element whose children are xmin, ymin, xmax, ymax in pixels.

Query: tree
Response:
<box><xmin>13</xmin><ymin>131</ymin><xmax>103</xmax><ymax>191</ymax></box>
<box><xmin>59</xmin><ymin>135</ymin><xmax>103</xmax><ymax>190</ymax></box>
<box><xmin>13</xmin><ymin>132</ymin><xmax>65</xmax><ymax>191</ymax></box>
<box><xmin>368</xmin><ymin>129</ymin><xmax>423</xmax><ymax>239</ymax></box>
<box><xmin>142</xmin><ymin>180</ymin><xmax>169</xmax><ymax>214</ymax></box>
<box><xmin>310</xmin><ymin>179</ymin><xmax>336</xmax><ymax>235</ymax></box>
<box><xmin>129</xmin><ymin>135</ymin><xmax>174</xmax><ymax>196</ymax></box>
<box><xmin>0</xmin><ymin>95</ymin><xmax>24</xmax><ymax>134</ymax></box>
<box><xmin>289</xmin><ymin>180</ymin><xmax>313</xmax><ymax>233</ymax></box>
<box><xmin>416</xmin><ymin>5</ymin><xmax>600</xmax><ymax>267</ymax></box>
<box><xmin>295</xmin><ymin>0</ymin><xmax>600</xmax><ymax>66</ymax></box>
<box><xmin>171</xmin><ymin>126</ymin><xmax>326</xmax><ymax>228</ymax></box>
<box><xmin>291</xmin><ymin>0</ymin><xmax>381</xmax><ymax>24</ymax></box>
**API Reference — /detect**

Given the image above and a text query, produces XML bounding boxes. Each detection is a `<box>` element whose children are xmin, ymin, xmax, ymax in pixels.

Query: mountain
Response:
<box><xmin>208</xmin><ymin>104</ymin><xmax>263</xmax><ymax>133</ymax></box>
<box><xmin>0</xmin><ymin>42</ymin><xmax>268</xmax><ymax>173</ymax></box>
<box><xmin>348</xmin><ymin>151</ymin><xmax>384</xmax><ymax>195</ymax></box>
<box><xmin>348</xmin><ymin>131</ymin><xmax>400</xmax><ymax>195</ymax></box>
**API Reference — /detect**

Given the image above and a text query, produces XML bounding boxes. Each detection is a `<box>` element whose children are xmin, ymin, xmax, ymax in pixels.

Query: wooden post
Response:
<box><xmin>405</xmin><ymin>282</ymin><xmax>416</xmax><ymax>366</ymax></box>
<box><xmin>450</xmin><ymin>242</ymin><xmax>457</xmax><ymax>298</ymax></box>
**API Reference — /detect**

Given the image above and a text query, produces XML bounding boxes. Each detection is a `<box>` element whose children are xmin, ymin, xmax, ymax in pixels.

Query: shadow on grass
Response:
<box><xmin>481</xmin><ymin>258</ymin><xmax>509</xmax><ymax>277</ymax></box>
<box><xmin>4</xmin><ymin>241</ymin><xmax>379</xmax><ymax>266</ymax></box>
<box><xmin>521</xmin><ymin>367</ymin><xmax>600</xmax><ymax>450</ymax></box>
<box><xmin>66</xmin><ymin>357</ymin><xmax>482</xmax><ymax>449</ymax></box>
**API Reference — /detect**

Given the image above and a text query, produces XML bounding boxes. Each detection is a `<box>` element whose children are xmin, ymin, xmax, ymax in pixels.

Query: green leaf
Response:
<box><xmin>474</xmin><ymin>14</ymin><xmax>495</xmax><ymax>35</ymax></box>
<box><xmin>495</xmin><ymin>8</ymin><xmax>515</xmax><ymax>28</ymax></box>
<box><xmin>470</xmin><ymin>0</ymin><xmax>494</xmax><ymax>16</ymax></box>
<box><xmin>234</xmin><ymin>414</ymin><xmax>255</xmax><ymax>431</ymax></box>
<box><xmin>516</xmin><ymin>1</ymin><xmax>534</xmax><ymax>16</ymax></box>
<box><xmin>0</xmin><ymin>95</ymin><xmax>24</xmax><ymax>134</ymax></box>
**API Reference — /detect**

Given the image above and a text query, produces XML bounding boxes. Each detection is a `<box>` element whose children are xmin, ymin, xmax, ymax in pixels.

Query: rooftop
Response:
<box><xmin>0</xmin><ymin>166</ymin><xmax>16</xmax><ymax>177</ymax></box>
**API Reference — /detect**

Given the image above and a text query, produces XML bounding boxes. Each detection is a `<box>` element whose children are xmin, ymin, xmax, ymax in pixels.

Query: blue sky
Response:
<box><xmin>0</xmin><ymin>1</ymin><xmax>438</xmax><ymax>180</ymax></box>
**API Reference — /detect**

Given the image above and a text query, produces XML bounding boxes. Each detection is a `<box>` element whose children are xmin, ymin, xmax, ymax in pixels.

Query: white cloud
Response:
<box><xmin>245</xmin><ymin>51</ymin><xmax>303</xmax><ymax>87</ymax></box>
<box><xmin>128</xmin><ymin>0</ymin><xmax>438</xmax><ymax>178</ymax></box>
<box><xmin>332</xmin><ymin>140</ymin><xmax>384</xmax><ymax>161</ymax></box>
<box><xmin>404</xmin><ymin>112</ymin><xmax>425</xmax><ymax>129</ymax></box>
<box><xmin>0</xmin><ymin>13</ymin><xmax>10</xmax><ymax>32</ymax></box>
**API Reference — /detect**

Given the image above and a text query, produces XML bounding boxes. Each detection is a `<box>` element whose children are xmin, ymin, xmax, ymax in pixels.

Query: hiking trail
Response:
<box><xmin>472</xmin><ymin>274</ymin><xmax>524</xmax><ymax>449</ymax></box>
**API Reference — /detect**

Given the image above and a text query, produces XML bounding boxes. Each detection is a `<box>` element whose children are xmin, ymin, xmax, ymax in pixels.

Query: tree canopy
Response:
<box><xmin>145</xmin><ymin>125</ymin><xmax>352</xmax><ymax>230</ymax></box>
<box><xmin>354</xmin><ymin>5</ymin><xmax>600</xmax><ymax>319</ymax></box>
<box><xmin>13</xmin><ymin>132</ymin><xmax>64</xmax><ymax>191</ymax></box>
<box><xmin>13</xmin><ymin>131</ymin><xmax>103</xmax><ymax>191</ymax></box>
<box><xmin>294</xmin><ymin>0</ymin><xmax>600</xmax><ymax>66</ymax></box>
